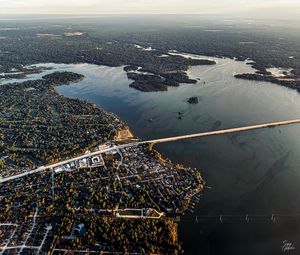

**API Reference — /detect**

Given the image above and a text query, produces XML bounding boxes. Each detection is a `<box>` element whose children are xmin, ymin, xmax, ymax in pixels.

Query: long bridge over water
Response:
<box><xmin>141</xmin><ymin>119</ymin><xmax>300</xmax><ymax>145</ymax></box>
<box><xmin>1</xmin><ymin>119</ymin><xmax>300</xmax><ymax>184</ymax></box>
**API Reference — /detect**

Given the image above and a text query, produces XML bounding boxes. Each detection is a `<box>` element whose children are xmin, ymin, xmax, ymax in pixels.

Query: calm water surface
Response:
<box><xmin>3</xmin><ymin>56</ymin><xmax>300</xmax><ymax>255</ymax></box>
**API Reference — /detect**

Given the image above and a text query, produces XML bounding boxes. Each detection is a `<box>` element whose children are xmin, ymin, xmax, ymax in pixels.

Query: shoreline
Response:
<box><xmin>113</xmin><ymin>126</ymin><xmax>205</xmax><ymax>215</ymax></box>
<box><xmin>1</xmin><ymin>60</ymin><xmax>206</xmax><ymax>211</ymax></box>
<box><xmin>0</xmin><ymin>70</ymin><xmax>205</xmax><ymax>253</ymax></box>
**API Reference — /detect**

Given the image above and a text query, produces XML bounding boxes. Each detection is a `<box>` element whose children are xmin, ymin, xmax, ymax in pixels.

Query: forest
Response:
<box><xmin>1</xmin><ymin>17</ymin><xmax>299</xmax><ymax>92</ymax></box>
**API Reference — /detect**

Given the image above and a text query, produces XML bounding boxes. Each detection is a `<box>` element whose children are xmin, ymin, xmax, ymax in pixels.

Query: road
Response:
<box><xmin>1</xmin><ymin>119</ymin><xmax>299</xmax><ymax>184</ymax></box>
<box><xmin>0</xmin><ymin>146</ymin><xmax>116</xmax><ymax>184</ymax></box>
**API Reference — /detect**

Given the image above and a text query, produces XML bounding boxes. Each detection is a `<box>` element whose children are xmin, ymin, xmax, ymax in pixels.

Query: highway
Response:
<box><xmin>0</xmin><ymin>146</ymin><xmax>116</xmax><ymax>184</ymax></box>
<box><xmin>0</xmin><ymin>119</ymin><xmax>299</xmax><ymax>184</ymax></box>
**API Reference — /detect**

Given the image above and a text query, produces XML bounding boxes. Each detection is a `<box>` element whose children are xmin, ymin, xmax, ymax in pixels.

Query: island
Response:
<box><xmin>125</xmin><ymin>62</ymin><xmax>213</xmax><ymax>92</ymax></box>
<box><xmin>187</xmin><ymin>96</ymin><xmax>199</xmax><ymax>104</ymax></box>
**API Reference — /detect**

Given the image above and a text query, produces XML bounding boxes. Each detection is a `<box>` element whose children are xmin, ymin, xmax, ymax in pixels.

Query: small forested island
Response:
<box><xmin>125</xmin><ymin>61</ymin><xmax>213</xmax><ymax>92</ymax></box>
<box><xmin>127</xmin><ymin>72</ymin><xmax>168</xmax><ymax>91</ymax></box>
<box><xmin>127</xmin><ymin>71</ymin><xmax>199</xmax><ymax>92</ymax></box>
<box><xmin>187</xmin><ymin>96</ymin><xmax>199</xmax><ymax>104</ymax></box>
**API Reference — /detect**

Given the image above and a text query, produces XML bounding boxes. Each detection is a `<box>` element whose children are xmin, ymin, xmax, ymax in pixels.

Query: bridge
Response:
<box><xmin>0</xmin><ymin>119</ymin><xmax>299</xmax><ymax>184</ymax></box>
<box><xmin>141</xmin><ymin>119</ymin><xmax>300</xmax><ymax>145</ymax></box>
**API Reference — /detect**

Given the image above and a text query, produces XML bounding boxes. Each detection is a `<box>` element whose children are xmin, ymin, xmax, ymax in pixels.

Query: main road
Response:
<box><xmin>1</xmin><ymin>119</ymin><xmax>300</xmax><ymax>184</ymax></box>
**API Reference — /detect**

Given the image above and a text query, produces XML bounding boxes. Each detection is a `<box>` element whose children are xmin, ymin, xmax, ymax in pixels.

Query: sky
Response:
<box><xmin>0</xmin><ymin>0</ymin><xmax>299</xmax><ymax>18</ymax></box>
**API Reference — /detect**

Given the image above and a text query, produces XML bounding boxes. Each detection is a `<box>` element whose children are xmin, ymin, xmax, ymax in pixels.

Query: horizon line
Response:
<box><xmin>0</xmin><ymin>13</ymin><xmax>299</xmax><ymax>20</ymax></box>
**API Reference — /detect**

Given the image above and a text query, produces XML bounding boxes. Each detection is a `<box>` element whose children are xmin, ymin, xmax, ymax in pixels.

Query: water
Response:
<box><xmin>3</xmin><ymin>57</ymin><xmax>300</xmax><ymax>255</ymax></box>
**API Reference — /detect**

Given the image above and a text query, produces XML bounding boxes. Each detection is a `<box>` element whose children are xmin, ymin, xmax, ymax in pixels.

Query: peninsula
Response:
<box><xmin>0</xmin><ymin>72</ymin><xmax>204</xmax><ymax>254</ymax></box>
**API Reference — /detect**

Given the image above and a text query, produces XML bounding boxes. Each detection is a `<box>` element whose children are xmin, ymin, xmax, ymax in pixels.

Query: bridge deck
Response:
<box><xmin>143</xmin><ymin>119</ymin><xmax>300</xmax><ymax>144</ymax></box>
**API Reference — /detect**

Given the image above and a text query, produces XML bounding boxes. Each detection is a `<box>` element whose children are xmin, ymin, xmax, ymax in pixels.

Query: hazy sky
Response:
<box><xmin>0</xmin><ymin>0</ymin><xmax>299</xmax><ymax>17</ymax></box>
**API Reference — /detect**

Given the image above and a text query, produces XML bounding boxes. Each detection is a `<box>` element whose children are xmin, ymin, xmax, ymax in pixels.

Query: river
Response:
<box><xmin>2</xmin><ymin>55</ymin><xmax>300</xmax><ymax>255</ymax></box>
